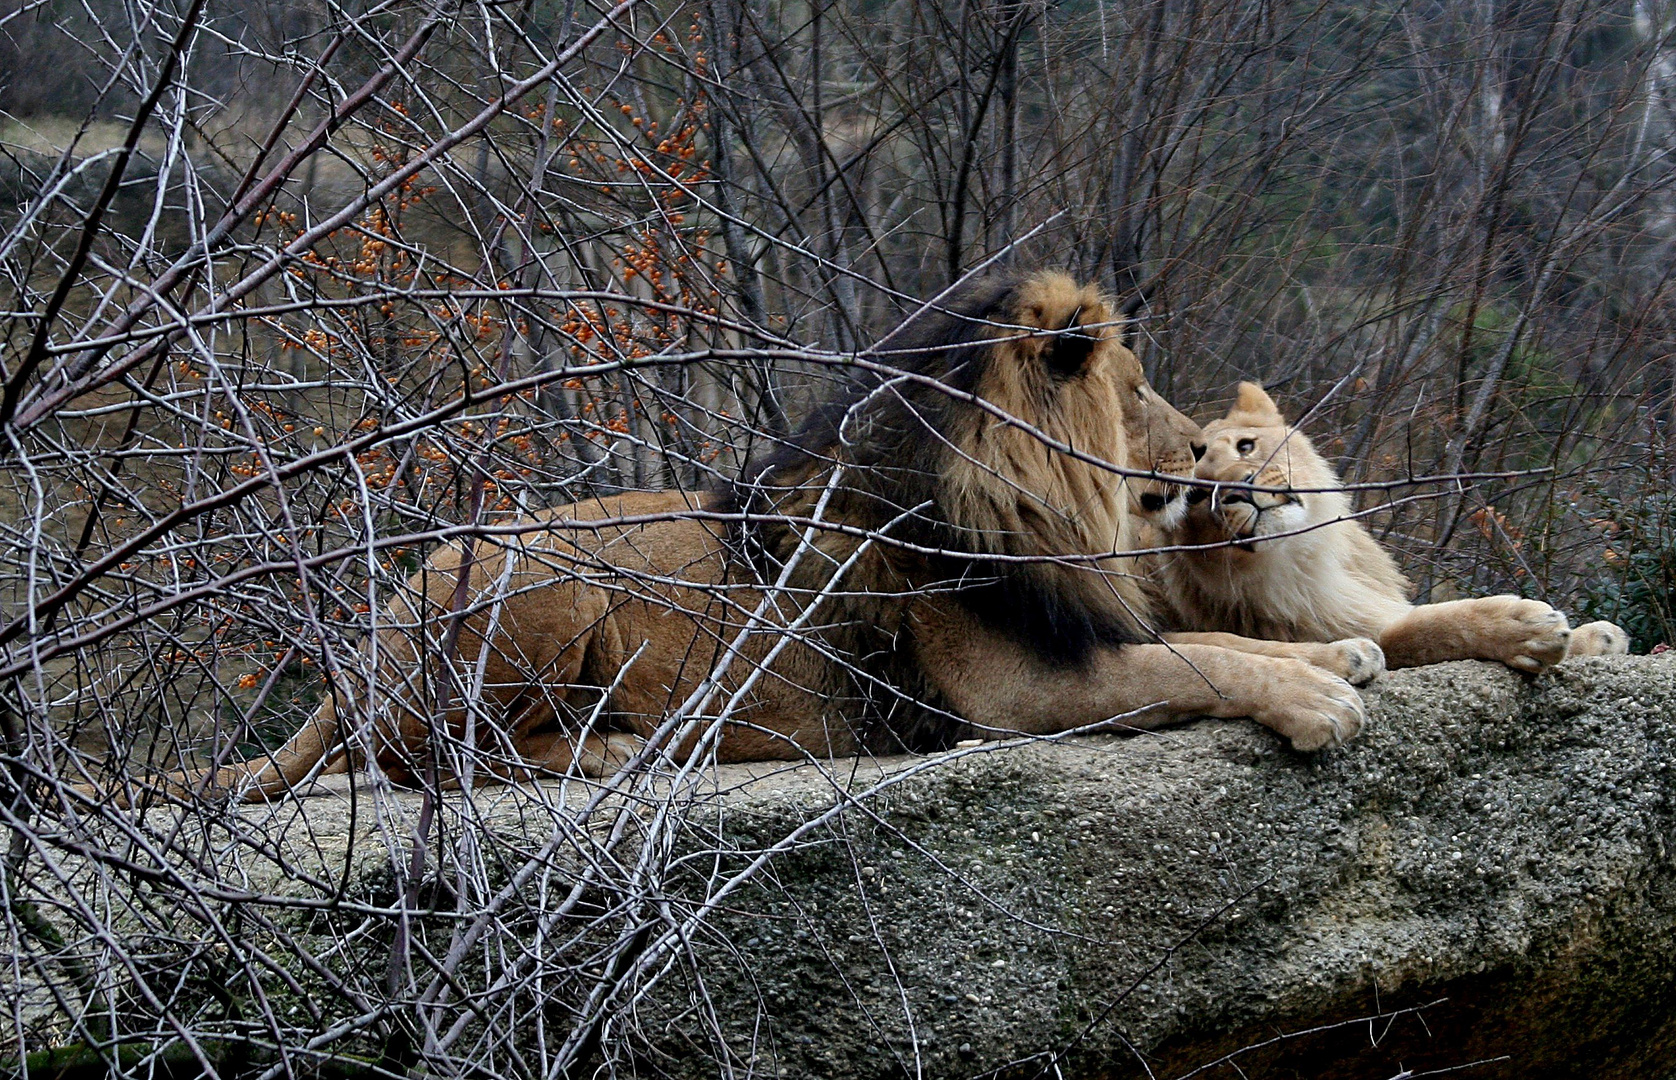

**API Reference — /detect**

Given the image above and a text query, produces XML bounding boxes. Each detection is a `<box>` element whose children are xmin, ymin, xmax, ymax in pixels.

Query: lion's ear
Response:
<box><xmin>1041</xmin><ymin>309</ymin><xmax>1098</xmax><ymax>376</ymax></box>
<box><xmin>1110</xmin><ymin>317</ymin><xmax>1132</xmax><ymax>352</ymax></box>
<box><xmin>1230</xmin><ymin>382</ymin><xmax>1284</xmax><ymax>423</ymax></box>
<box><xmin>1117</xmin><ymin>290</ymin><xmax>1147</xmax><ymax>347</ymax></box>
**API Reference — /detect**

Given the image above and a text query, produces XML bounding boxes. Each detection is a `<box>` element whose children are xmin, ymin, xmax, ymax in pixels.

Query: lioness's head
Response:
<box><xmin>1178</xmin><ymin>383</ymin><xmax>1350</xmax><ymax>555</ymax></box>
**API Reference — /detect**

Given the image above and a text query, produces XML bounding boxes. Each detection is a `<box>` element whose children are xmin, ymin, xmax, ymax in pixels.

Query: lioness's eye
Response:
<box><xmin>1236</xmin><ymin>438</ymin><xmax>1256</xmax><ymax>454</ymax></box>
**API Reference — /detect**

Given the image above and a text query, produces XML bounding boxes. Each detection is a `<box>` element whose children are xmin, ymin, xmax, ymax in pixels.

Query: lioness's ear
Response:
<box><xmin>1230</xmin><ymin>382</ymin><xmax>1284</xmax><ymax>422</ymax></box>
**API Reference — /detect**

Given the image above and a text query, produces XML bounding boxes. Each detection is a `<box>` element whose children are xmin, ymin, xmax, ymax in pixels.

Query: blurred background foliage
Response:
<box><xmin>2</xmin><ymin>0</ymin><xmax>1675</xmax><ymax>792</ymax></box>
<box><xmin>5</xmin><ymin>0</ymin><xmax>1676</xmax><ymax>1070</ymax></box>
<box><xmin>3</xmin><ymin>0</ymin><xmax>1675</xmax><ymax>761</ymax></box>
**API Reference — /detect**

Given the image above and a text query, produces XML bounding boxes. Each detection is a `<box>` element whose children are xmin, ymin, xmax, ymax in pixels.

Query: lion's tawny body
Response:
<box><xmin>115</xmin><ymin>276</ymin><xmax>1384</xmax><ymax>804</ymax></box>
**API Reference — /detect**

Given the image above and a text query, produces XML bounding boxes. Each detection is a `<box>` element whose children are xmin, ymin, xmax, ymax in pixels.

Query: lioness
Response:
<box><xmin>1152</xmin><ymin>382</ymin><xmax>1629</xmax><ymax>670</ymax></box>
<box><xmin>110</xmin><ymin>276</ymin><xmax>1385</xmax><ymax>805</ymax></box>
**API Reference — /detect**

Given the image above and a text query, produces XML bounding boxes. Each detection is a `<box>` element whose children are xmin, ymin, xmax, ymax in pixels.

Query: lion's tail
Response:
<box><xmin>214</xmin><ymin>696</ymin><xmax>351</xmax><ymax>802</ymax></box>
<box><xmin>76</xmin><ymin>695</ymin><xmax>351</xmax><ymax>809</ymax></box>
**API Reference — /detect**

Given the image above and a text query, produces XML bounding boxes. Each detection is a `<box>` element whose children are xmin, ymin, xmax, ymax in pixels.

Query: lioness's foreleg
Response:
<box><xmin>1161</xmin><ymin>632</ymin><xmax>1385</xmax><ymax>685</ymax></box>
<box><xmin>1378</xmin><ymin>596</ymin><xmax>1570</xmax><ymax>672</ymax></box>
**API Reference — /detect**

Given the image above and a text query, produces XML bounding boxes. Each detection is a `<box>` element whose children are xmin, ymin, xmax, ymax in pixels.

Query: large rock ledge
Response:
<box><xmin>28</xmin><ymin>655</ymin><xmax>1676</xmax><ymax>1078</ymax></box>
<box><xmin>640</xmin><ymin>655</ymin><xmax>1676</xmax><ymax>1080</ymax></box>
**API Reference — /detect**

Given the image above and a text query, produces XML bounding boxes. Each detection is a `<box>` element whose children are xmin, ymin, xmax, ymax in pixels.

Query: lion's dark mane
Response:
<box><xmin>721</xmin><ymin>275</ymin><xmax>1142</xmax><ymax>750</ymax></box>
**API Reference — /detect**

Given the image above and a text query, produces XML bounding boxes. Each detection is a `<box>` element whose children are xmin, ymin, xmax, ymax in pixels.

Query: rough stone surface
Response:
<box><xmin>39</xmin><ymin>655</ymin><xmax>1676</xmax><ymax>1078</ymax></box>
<box><xmin>642</xmin><ymin>655</ymin><xmax>1676</xmax><ymax>1080</ymax></box>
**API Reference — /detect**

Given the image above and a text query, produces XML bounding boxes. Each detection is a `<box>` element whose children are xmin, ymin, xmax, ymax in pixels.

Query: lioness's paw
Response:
<box><xmin>1481</xmin><ymin>596</ymin><xmax>1571</xmax><ymax>673</ymax></box>
<box><xmin>1566</xmin><ymin>620</ymin><xmax>1630</xmax><ymax>658</ymax></box>
<box><xmin>1256</xmin><ymin>665</ymin><xmax>1365</xmax><ymax>752</ymax></box>
<box><xmin>1325</xmin><ymin>637</ymin><xmax>1386</xmax><ymax>686</ymax></box>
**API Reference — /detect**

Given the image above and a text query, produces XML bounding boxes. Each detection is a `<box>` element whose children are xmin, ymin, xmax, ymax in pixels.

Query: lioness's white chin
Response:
<box><xmin>1232</xmin><ymin>514</ymin><xmax>1310</xmax><ymax>551</ymax></box>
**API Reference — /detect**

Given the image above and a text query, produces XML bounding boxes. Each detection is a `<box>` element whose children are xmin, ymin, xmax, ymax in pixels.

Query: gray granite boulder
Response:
<box><xmin>11</xmin><ymin>655</ymin><xmax>1676</xmax><ymax>1079</ymax></box>
<box><xmin>658</xmin><ymin>655</ymin><xmax>1676</xmax><ymax>1080</ymax></box>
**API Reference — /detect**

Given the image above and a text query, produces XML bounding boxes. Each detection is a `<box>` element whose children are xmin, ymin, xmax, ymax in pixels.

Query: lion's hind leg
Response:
<box><xmin>472</xmin><ymin>730</ymin><xmax>642</xmax><ymax>788</ymax></box>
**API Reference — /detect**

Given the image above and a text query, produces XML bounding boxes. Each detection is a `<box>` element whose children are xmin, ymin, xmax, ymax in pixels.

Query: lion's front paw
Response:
<box><xmin>1481</xmin><ymin>596</ymin><xmax>1571</xmax><ymax>673</ymax></box>
<box><xmin>1254</xmin><ymin>664</ymin><xmax>1365</xmax><ymax>752</ymax></box>
<box><xmin>1325</xmin><ymin>637</ymin><xmax>1386</xmax><ymax>685</ymax></box>
<box><xmin>1566</xmin><ymin>620</ymin><xmax>1630</xmax><ymax>658</ymax></box>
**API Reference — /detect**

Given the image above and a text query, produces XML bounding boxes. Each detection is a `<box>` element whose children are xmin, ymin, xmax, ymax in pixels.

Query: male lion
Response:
<box><xmin>1151</xmin><ymin>382</ymin><xmax>1629</xmax><ymax>671</ymax></box>
<box><xmin>116</xmin><ymin>276</ymin><xmax>1382</xmax><ymax>805</ymax></box>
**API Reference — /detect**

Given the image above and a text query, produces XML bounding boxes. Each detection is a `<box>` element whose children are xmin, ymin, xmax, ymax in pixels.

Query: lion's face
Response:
<box><xmin>965</xmin><ymin>273</ymin><xmax>1202</xmax><ymax>536</ymax></box>
<box><xmin>1121</xmin><ymin>373</ymin><xmax>1202</xmax><ymax>529</ymax></box>
<box><xmin>1096</xmin><ymin>337</ymin><xmax>1202</xmax><ymax>525</ymax></box>
<box><xmin>1179</xmin><ymin>383</ymin><xmax>1341</xmax><ymax>555</ymax></box>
